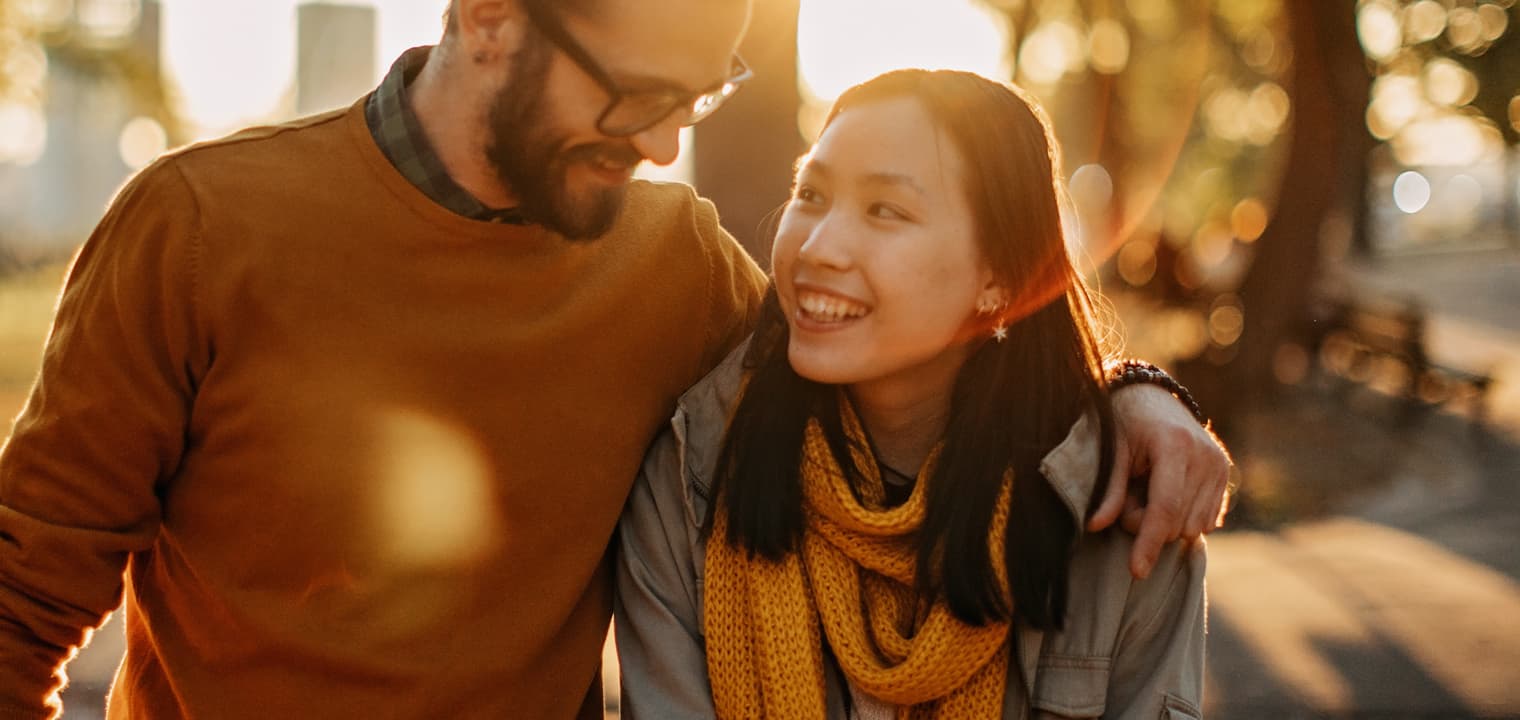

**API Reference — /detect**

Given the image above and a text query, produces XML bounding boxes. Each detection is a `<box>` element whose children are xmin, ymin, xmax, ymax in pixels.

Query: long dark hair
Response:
<box><xmin>710</xmin><ymin>69</ymin><xmax>1117</xmax><ymax>631</ymax></box>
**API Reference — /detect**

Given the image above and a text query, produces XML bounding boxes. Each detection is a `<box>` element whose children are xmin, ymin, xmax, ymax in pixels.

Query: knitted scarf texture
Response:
<box><xmin>704</xmin><ymin>401</ymin><xmax>1015</xmax><ymax>719</ymax></box>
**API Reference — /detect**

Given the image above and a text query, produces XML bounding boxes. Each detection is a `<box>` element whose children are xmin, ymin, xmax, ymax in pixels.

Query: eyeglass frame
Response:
<box><xmin>520</xmin><ymin>0</ymin><xmax>753</xmax><ymax>138</ymax></box>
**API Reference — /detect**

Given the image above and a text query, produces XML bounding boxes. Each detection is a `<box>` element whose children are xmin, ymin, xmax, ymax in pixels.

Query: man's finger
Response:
<box><xmin>1088</xmin><ymin>435</ymin><xmax>1132</xmax><ymax>532</ymax></box>
<box><xmin>1182</xmin><ymin>452</ymin><xmax>1230</xmax><ymax>538</ymax></box>
<box><xmin>1129</xmin><ymin>453</ymin><xmax>1188</xmax><ymax>579</ymax></box>
<box><xmin>1119</xmin><ymin>493</ymin><xmax>1145</xmax><ymax>534</ymax></box>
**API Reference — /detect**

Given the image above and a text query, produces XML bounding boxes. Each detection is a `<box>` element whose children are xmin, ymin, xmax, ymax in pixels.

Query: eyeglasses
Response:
<box><xmin>522</xmin><ymin>0</ymin><xmax>753</xmax><ymax>137</ymax></box>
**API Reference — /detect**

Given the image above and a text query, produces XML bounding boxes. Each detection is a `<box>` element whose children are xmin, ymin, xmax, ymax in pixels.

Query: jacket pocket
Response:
<box><xmin>1031</xmin><ymin>654</ymin><xmax>1110</xmax><ymax>718</ymax></box>
<box><xmin>1160</xmin><ymin>692</ymin><xmax>1201</xmax><ymax>719</ymax></box>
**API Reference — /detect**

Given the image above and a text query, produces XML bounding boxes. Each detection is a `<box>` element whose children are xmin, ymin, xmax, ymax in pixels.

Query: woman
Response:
<box><xmin>615</xmin><ymin>69</ymin><xmax>1205</xmax><ymax>719</ymax></box>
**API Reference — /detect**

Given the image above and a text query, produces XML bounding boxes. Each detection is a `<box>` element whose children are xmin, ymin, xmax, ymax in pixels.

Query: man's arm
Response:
<box><xmin>0</xmin><ymin>157</ymin><xmax>204</xmax><ymax>716</ymax></box>
<box><xmin>1089</xmin><ymin>363</ymin><xmax>1233</xmax><ymax>579</ymax></box>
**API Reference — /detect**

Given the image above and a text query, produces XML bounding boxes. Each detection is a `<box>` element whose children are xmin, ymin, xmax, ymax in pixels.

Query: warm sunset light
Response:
<box><xmin>160</xmin><ymin>0</ymin><xmax>447</xmax><ymax>138</ymax></box>
<box><xmin>795</xmin><ymin>0</ymin><xmax>1008</xmax><ymax>105</ymax></box>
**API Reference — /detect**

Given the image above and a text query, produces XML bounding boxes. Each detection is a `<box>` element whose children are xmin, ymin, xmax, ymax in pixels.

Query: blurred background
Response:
<box><xmin>1</xmin><ymin>0</ymin><xmax>1517</xmax><ymax>717</ymax></box>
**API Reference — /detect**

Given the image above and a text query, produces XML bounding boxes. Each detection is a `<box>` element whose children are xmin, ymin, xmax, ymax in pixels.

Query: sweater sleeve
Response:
<box><xmin>0</xmin><ymin>156</ymin><xmax>206</xmax><ymax>717</ymax></box>
<box><xmin>692</xmin><ymin>192</ymin><xmax>767</xmax><ymax>377</ymax></box>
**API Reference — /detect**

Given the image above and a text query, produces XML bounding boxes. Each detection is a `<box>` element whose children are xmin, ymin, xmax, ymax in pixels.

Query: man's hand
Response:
<box><xmin>1088</xmin><ymin>384</ymin><xmax>1233</xmax><ymax>579</ymax></box>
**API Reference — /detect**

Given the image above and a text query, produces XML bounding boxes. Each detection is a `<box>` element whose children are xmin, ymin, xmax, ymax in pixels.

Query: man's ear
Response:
<box><xmin>453</xmin><ymin>0</ymin><xmax>526</xmax><ymax>64</ymax></box>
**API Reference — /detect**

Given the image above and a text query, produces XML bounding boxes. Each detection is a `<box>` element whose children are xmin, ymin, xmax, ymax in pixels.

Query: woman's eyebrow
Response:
<box><xmin>803</xmin><ymin>159</ymin><xmax>925</xmax><ymax>196</ymax></box>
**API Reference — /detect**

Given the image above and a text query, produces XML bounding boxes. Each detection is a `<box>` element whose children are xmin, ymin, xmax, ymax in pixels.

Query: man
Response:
<box><xmin>0</xmin><ymin>0</ymin><xmax>1230</xmax><ymax>717</ymax></box>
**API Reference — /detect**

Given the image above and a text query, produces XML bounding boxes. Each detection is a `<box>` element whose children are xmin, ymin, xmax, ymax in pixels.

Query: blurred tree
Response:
<box><xmin>0</xmin><ymin>0</ymin><xmax>180</xmax><ymax>270</ymax></box>
<box><xmin>694</xmin><ymin>0</ymin><xmax>806</xmax><ymax>264</ymax></box>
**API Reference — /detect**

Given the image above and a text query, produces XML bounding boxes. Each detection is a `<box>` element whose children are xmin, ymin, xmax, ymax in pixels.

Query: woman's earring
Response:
<box><xmin>976</xmin><ymin>297</ymin><xmax>1009</xmax><ymax>342</ymax></box>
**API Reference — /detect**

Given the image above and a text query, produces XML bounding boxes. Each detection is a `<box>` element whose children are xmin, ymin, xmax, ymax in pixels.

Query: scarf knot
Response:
<box><xmin>706</xmin><ymin>399</ymin><xmax>1014</xmax><ymax>719</ymax></box>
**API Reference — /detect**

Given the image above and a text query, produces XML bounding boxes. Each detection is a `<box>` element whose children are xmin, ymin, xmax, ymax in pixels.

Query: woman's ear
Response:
<box><xmin>974</xmin><ymin>284</ymin><xmax>1010</xmax><ymax>316</ymax></box>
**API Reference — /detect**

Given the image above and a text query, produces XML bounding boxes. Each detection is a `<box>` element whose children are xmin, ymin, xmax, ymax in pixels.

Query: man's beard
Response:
<box><xmin>484</xmin><ymin>32</ymin><xmax>642</xmax><ymax>241</ymax></box>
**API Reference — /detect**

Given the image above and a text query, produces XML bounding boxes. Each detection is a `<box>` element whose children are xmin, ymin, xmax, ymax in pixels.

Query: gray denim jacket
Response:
<box><xmin>614</xmin><ymin>343</ymin><xmax>1206</xmax><ymax>719</ymax></box>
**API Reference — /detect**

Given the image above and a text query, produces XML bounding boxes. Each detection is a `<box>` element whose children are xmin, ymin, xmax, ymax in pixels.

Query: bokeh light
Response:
<box><xmin>1208</xmin><ymin>295</ymin><xmax>1245</xmax><ymax>347</ymax></box>
<box><xmin>1357</xmin><ymin>2</ymin><xmax>1402</xmax><ymax>61</ymax></box>
<box><xmin>1368</xmin><ymin>73</ymin><xmax>1424</xmax><ymax>139</ymax></box>
<box><xmin>1422</xmin><ymin>57</ymin><xmax>1477</xmax><ymax>107</ymax></box>
<box><xmin>1403</xmin><ymin>0</ymin><xmax>1447</xmax><ymax>43</ymax></box>
<box><xmin>1088</xmin><ymin>18</ymin><xmax>1130</xmax><ymax>75</ymax></box>
<box><xmin>1231</xmin><ymin>198</ymin><xmax>1270</xmax><ymax>243</ymax></box>
<box><xmin>1393</xmin><ymin>114</ymin><xmax>1503</xmax><ymax>167</ymax></box>
<box><xmin>1069</xmin><ymin>163</ymin><xmax>1114</xmax><ymax>215</ymax></box>
<box><xmin>1</xmin><ymin>40</ymin><xmax>47</xmax><ymax>92</ymax></box>
<box><xmin>1478</xmin><ymin>3</ymin><xmax>1510</xmax><ymax>42</ymax></box>
<box><xmin>1117</xmin><ymin>239</ymin><xmax>1158</xmax><ymax>287</ymax></box>
<box><xmin>1445</xmin><ymin>7</ymin><xmax>1482</xmax><ymax>51</ymax></box>
<box><xmin>1392</xmin><ymin>170</ymin><xmax>1432</xmax><ymax>213</ymax></box>
<box><xmin>118</xmin><ymin>116</ymin><xmax>168</xmax><ymax>169</ymax></box>
<box><xmin>1442</xmin><ymin>173</ymin><xmax>1482</xmax><ymax>218</ymax></box>
<box><xmin>0</xmin><ymin>101</ymin><xmax>47</xmax><ymax>166</ymax></box>
<box><xmin>1019</xmin><ymin>20</ymin><xmax>1085</xmax><ymax>86</ymax></box>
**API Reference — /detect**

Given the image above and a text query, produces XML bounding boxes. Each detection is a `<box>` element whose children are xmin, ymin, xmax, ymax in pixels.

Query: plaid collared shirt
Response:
<box><xmin>365</xmin><ymin>47</ymin><xmax>527</xmax><ymax>224</ymax></box>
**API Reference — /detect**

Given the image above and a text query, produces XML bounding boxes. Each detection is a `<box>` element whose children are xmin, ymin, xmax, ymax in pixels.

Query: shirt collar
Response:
<box><xmin>365</xmin><ymin>46</ymin><xmax>527</xmax><ymax>225</ymax></box>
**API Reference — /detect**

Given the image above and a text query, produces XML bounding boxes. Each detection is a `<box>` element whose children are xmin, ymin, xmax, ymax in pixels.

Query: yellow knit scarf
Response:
<box><xmin>704</xmin><ymin>401</ymin><xmax>1014</xmax><ymax>719</ymax></box>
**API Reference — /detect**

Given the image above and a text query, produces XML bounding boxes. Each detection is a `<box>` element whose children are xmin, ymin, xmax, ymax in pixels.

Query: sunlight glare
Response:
<box><xmin>369</xmin><ymin>0</ymin><xmax>450</xmax><ymax>81</ymax></box>
<box><xmin>373</xmin><ymin>408</ymin><xmax>498</xmax><ymax>569</ymax></box>
<box><xmin>796</xmin><ymin>0</ymin><xmax>1008</xmax><ymax>103</ymax></box>
<box><xmin>76</xmin><ymin>0</ymin><xmax>141</xmax><ymax>40</ymax></box>
<box><xmin>162</xmin><ymin>0</ymin><xmax>299</xmax><ymax>137</ymax></box>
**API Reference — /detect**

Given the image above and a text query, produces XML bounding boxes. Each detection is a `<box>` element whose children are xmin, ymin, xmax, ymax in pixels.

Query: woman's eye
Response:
<box><xmin>869</xmin><ymin>203</ymin><xmax>908</xmax><ymax>221</ymax></box>
<box><xmin>794</xmin><ymin>186</ymin><xmax>823</xmax><ymax>204</ymax></box>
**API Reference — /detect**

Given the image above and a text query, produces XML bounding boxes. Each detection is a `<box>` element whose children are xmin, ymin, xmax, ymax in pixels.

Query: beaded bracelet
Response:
<box><xmin>1104</xmin><ymin>359</ymin><xmax>1210</xmax><ymax>428</ymax></box>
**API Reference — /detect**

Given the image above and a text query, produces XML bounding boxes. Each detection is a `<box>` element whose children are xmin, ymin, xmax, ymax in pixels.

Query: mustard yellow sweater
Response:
<box><xmin>0</xmin><ymin>100</ymin><xmax>766</xmax><ymax>719</ymax></box>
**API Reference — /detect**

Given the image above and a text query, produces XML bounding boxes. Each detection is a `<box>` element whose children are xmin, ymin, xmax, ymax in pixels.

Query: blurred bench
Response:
<box><xmin>1306</xmin><ymin>294</ymin><xmax>1493</xmax><ymax>421</ymax></box>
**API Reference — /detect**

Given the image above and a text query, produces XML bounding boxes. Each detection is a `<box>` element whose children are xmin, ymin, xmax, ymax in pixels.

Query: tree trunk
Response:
<box><xmin>1181</xmin><ymin>0</ymin><xmax>1370</xmax><ymax>429</ymax></box>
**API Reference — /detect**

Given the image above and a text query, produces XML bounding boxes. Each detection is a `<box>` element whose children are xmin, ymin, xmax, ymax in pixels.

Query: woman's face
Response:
<box><xmin>772</xmin><ymin>96</ymin><xmax>996</xmax><ymax>401</ymax></box>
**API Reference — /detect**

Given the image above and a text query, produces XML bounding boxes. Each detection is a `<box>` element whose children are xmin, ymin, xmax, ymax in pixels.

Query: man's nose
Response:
<box><xmin>627</xmin><ymin>114</ymin><xmax>684</xmax><ymax>166</ymax></box>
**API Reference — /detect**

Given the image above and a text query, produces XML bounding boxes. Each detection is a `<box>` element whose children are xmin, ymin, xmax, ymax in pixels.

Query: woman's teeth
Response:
<box><xmin>797</xmin><ymin>291</ymin><xmax>869</xmax><ymax>322</ymax></box>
